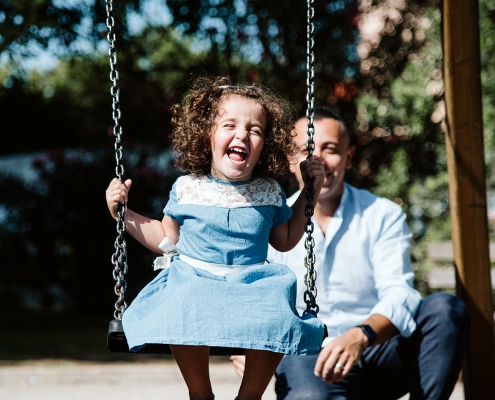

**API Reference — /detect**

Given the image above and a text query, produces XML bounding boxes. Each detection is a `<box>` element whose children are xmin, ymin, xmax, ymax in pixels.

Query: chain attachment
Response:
<box><xmin>303</xmin><ymin>0</ymin><xmax>319</xmax><ymax>317</ymax></box>
<box><xmin>106</xmin><ymin>0</ymin><xmax>128</xmax><ymax>320</ymax></box>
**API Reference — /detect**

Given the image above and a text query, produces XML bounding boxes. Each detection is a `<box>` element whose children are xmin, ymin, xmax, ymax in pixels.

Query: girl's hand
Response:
<box><xmin>106</xmin><ymin>178</ymin><xmax>132</xmax><ymax>221</ymax></box>
<box><xmin>300</xmin><ymin>155</ymin><xmax>325</xmax><ymax>193</ymax></box>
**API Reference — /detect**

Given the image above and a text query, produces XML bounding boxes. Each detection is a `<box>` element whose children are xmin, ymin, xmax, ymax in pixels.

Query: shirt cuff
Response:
<box><xmin>370</xmin><ymin>299</ymin><xmax>421</xmax><ymax>337</ymax></box>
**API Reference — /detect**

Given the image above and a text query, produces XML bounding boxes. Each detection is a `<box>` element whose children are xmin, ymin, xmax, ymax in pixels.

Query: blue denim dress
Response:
<box><xmin>122</xmin><ymin>174</ymin><xmax>325</xmax><ymax>355</ymax></box>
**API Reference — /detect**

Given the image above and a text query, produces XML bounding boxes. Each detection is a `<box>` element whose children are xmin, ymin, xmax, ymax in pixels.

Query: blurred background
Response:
<box><xmin>0</xmin><ymin>0</ymin><xmax>494</xmax><ymax>361</ymax></box>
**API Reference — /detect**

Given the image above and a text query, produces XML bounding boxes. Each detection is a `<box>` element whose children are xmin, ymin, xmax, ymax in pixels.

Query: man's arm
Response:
<box><xmin>315</xmin><ymin>202</ymin><xmax>421</xmax><ymax>383</ymax></box>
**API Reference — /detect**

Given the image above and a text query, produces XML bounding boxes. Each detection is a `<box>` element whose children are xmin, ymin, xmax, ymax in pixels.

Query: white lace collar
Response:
<box><xmin>176</xmin><ymin>175</ymin><xmax>283</xmax><ymax>208</ymax></box>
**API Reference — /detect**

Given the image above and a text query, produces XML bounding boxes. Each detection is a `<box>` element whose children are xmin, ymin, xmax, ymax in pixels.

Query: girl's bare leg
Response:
<box><xmin>169</xmin><ymin>345</ymin><xmax>214</xmax><ymax>400</ymax></box>
<box><xmin>237</xmin><ymin>349</ymin><xmax>284</xmax><ymax>400</ymax></box>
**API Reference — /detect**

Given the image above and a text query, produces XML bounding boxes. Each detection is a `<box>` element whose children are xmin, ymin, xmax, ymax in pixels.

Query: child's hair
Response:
<box><xmin>171</xmin><ymin>76</ymin><xmax>297</xmax><ymax>180</ymax></box>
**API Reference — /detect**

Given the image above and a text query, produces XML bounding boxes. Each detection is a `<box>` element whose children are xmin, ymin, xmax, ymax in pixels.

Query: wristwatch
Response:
<box><xmin>355</xmin><ymin>324</ymin><xmax>377</xmax><ymax>346</ymax></box>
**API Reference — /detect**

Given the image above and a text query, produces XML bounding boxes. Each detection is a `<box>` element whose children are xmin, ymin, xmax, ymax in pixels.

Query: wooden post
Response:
<box><xmin>443</xmin><ymin>1</ymin><xmax>495</xmax><ymax>398</ymax></box>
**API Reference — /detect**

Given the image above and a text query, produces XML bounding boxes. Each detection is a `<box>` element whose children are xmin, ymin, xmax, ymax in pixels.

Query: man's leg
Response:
<box><xmin>351</xmin><ymin>292</ymin><xmax>468</xmax><ymax>399</ymax></box>
<box><xmin>275</xmin><ymin>355</ymin><xmax>342</xmax><ymax>400</ymax></box>
<box><xmin>274</xmin><ymin>348</ymin><xmax>410</xmax><ymax>400</ymax></box>
<box><xmin>408</xmin><ymin>292</ymin><xmax>469</xmax><ymax>399</ymax></box>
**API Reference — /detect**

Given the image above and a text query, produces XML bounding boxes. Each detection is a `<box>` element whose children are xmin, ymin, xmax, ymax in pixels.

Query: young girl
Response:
<box><xmin>106</xmin><ymin>76</ymin><xmax>326</xmax><ymax>400</ymax></box>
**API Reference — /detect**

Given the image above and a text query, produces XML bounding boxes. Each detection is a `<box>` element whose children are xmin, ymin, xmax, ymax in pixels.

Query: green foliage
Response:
<box><xmin>373</xmin><ymin>148</ymin><xmax>409</xmax><ymax>202</ymax></box>
<box><xmin>480</xmin><ymin>0</ymin><xmax>495</xmax><ymax>192</ymax></box>
<box><xmin>353</xmin><ymin>1</ymin><xmax>495</xmax><ymax>289</ymax></box>
<box><xmin>167</xmin><ymin>0</ymin><xmax>360</xmax><ymax>107</ymax></box>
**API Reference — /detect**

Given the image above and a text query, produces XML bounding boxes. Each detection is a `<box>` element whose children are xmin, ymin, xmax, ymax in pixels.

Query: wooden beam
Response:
<box><xmin>442</xmin><ymin>1</ymin><xmax>495</xmax><ymax>398</ymax></box>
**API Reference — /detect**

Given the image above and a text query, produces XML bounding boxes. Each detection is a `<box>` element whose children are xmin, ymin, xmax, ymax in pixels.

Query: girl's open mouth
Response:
<box><xmin>227</xmin><ymin>147</ymin><xmax>247</xmax><ymax>162</ymax></box>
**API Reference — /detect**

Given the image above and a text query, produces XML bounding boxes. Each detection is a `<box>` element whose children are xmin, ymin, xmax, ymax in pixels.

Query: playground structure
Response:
<box><xmin>442</xmin><ymin>0</ymin><xmax>495</xmax><ymax>398</ymax></box>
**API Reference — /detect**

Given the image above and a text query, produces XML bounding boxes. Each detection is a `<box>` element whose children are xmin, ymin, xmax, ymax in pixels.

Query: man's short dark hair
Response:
<box><xmin>314</xmin><ymin>104</ymin><xmax>344</xmax><ymax>123</ymax></box>
<box><xmin>313</xmin><ymin>104</ymin><xmax>353</xmax><ymax>147</ymax></box>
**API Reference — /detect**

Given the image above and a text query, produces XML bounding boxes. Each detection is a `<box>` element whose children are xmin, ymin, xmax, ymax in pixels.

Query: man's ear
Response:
<box><xmin>346</xmin><ymin>146</ymin><xmax>356</xmax><ymax>169</ymax></box>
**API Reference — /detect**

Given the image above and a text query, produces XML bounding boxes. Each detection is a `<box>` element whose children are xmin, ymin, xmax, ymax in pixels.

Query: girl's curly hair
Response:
<box><xmin>171</xmin><ymin>76</ymin><xmax>298</xmax><ymax>181</ymax></box>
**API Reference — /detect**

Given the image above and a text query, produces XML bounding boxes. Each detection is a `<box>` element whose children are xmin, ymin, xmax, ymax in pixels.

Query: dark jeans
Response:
<box><xmin>275</xmin><ymin>293</ymin><xmax>469</xmax><ymax>400</ymax></box>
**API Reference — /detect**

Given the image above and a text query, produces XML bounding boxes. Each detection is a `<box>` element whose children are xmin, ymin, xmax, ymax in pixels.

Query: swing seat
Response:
<box><xmin>107</xmin><ymin>319</ymin><xmax>246</xmax><ymax>355</ymax></box>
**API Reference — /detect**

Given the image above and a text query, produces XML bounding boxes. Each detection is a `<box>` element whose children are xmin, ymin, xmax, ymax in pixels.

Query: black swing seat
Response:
<box><xmin>107</xmin><ymin>319</ymin><xmax>246</xmax><ymax>355</ymax></box>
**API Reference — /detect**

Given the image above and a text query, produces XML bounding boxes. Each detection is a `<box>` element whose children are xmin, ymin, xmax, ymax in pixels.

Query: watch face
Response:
<box><xmin>360</xmin><ymin>325</ymin><xmax>377</xmax><ymax>345</ymax></box>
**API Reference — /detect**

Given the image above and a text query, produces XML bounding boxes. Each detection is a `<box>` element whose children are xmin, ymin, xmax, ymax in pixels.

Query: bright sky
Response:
<box><xmin>3</xmin><ymin>0</ymin><xmax>174</xmax><ymax>72</ymax></box>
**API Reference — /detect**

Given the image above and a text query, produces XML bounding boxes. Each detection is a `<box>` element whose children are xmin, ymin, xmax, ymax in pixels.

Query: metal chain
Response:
<box><xmin>106</xmin><ymin>0</ymin><xmax>128</xmax><ymax>320</ymax></box>
<box><xmin>303</xmin><ymin>0</ymin><xmax>319</xmax><ymax>317</ymax></box>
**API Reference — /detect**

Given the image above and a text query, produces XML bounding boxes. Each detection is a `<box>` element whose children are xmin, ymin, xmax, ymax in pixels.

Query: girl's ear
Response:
<box><xmin>288</xmin><ymin>155</ymin><xmax>297</xmax><ymax>173</ymax></box>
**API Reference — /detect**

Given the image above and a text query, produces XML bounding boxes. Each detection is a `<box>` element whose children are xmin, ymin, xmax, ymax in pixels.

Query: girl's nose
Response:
<box><xmin>235</xmin><ymin>129</ymin><xmax>249</xmax><ymax>141</ymax></box>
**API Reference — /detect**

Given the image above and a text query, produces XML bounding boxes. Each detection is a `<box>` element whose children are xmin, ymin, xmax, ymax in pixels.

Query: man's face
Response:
<box><xmin>292</xmin><ymin>117</ymin><xmax>355</xmax><ymax>198</ymax></box>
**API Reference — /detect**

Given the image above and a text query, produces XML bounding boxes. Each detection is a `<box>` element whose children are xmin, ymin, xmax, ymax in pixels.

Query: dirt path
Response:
<box><xmin>0</xmin><ymin>360</ymin><xmax>463</xmax><ymax>400</ymax></box>
<box><xmin>0</xmin><ymin>359</ymin><xmax>272</xmax><ymax>400</ymax></box>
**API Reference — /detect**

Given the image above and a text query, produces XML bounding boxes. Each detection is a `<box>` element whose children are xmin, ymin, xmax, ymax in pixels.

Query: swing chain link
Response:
<box><xmin>106</xmin><ymin>0</ymin><xmax>128</xmax><ymax>320</ymax></box>
<box><xmin>303</xmin><ymin>0</ymin><xmax>319</xmax><ymax>317</ymax></box>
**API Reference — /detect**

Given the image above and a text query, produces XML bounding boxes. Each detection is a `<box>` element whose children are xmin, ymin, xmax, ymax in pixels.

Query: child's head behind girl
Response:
<box><xmin>171</xmin><ymin>76</ymin><xmax>297</xmax><ymax>182</ymax></box>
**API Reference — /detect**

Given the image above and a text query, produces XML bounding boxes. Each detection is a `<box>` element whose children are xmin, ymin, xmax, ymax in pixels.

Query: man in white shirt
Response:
<box><xmin>233</xmin><ymin>105</ymin><xmax>469</xmax><ymax>399</ymax></box>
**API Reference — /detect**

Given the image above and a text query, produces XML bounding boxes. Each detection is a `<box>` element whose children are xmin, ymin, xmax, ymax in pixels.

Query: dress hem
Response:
<box><xmin>127</xmin><ymin>337</ymin><xmax>321</xmax><ymax>356</ymax></box>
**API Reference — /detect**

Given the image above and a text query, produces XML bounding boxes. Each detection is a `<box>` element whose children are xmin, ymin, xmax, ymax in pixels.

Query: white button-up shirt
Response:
<box><xmin>268</xmin><ymin>183</ymin><xmax>422</xmax><ymax>344</ymax></box>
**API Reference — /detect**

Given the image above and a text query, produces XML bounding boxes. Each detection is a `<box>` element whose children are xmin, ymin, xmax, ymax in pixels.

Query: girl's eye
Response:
<box><xmin>250</xmin><ymin>129</ymin><xmax>262</xmax><ymax>136</ymax></box>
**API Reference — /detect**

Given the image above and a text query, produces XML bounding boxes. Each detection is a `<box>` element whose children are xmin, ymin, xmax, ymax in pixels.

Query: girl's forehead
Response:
<box><xmin>218</xmin><ymin>95</ymin><xmax>264</xmax><ymax>111</ymax></box>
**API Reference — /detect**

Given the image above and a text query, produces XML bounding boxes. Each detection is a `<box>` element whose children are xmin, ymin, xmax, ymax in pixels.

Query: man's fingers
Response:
<box><xmin>314</xmin><ymin>344</ymin><xmax>356</xmax><ymax>383</ymax></box>
<box><xmin>314</xmin><ymin>347</ymin><xmax>338</xmax><ymax>378</ymax></box>
<box><xmin>231</xmin><ymin>355</ymin><xmax>245</xmax><ymax>378</ymax></box>
<box><xmin>321</xmin><ymin>356</ymin><xmax>340</xmax><ymax>382</ymax></box>
<box><xmin>332</xmin><ymin>358</ymin><xmax>350</xmax><ymax>382</ymax></box>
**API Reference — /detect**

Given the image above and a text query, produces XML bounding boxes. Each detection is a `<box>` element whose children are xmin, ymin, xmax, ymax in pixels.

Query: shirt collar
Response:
<box><xmin>287</xmin><ymin>184</ymin><xmax>349</xmax><ymax>245</ymax></box>
<box><xmin>324</xmin><ymin>184</ymin><xmax>348</xmax><ymax>246</ymax></box>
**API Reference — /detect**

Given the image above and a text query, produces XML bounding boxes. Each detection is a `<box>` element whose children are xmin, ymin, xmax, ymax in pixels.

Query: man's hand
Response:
<box><xmin>314</xmin><ymin>327</ymin><xmax>368</xmax><ymax>383</ymax></box>
<box><xmin>314</xmin><ymin>315</ymin><xmax>398</xmax><ymax>383</ymax></box>
<box><xmin>231</xmin><ymin>355</ymin><xmax>246</xmax><ymax>378</ymax></box>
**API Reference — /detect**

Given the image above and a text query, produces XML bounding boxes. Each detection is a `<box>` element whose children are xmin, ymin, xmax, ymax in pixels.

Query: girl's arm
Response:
<box><xmin>269</xmin><ymin>156</ymin><xmax>325</xmax><ymax>252</ymax></box>
<box><xmin>162</xmin><ymin>215</ymin><xmax>180</xmax><ymax>245</ymax></box>
<box><xmin>106</xmin><ymin>178</ymin><xmax>178</xmax><ymax>253</ymax></box>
